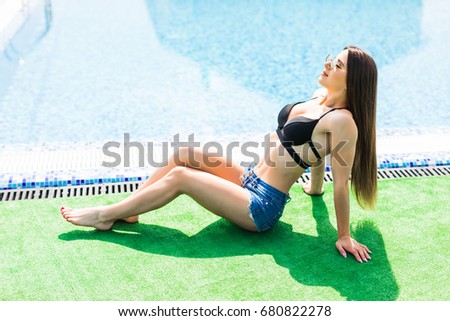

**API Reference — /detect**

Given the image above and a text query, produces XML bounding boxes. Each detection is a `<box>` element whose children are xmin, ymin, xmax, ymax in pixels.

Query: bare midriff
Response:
<box><xmin>253</xmin><ymin>131</ymin><xmax>305</xmax><ymax>195</ymax></box>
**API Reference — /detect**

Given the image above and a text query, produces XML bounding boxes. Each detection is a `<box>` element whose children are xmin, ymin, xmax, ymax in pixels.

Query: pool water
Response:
<box><xmin>0</xmin><ymin>0</ymin><xmax>449</xmax><ymax>146</ymax></box>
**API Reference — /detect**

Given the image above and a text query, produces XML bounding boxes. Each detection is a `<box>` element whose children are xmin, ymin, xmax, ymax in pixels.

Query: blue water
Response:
<box><xmin>146</xmin><ymin>0</ymin><xmax>422</xmax><ymax>101</ymax></box>
<box><xmin>0</xmin><ymin>0</ymin><xmax>449</xmax><ymax>145</ymax></box>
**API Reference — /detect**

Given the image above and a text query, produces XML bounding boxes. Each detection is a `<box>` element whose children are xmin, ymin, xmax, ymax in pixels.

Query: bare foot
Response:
<box><xmin>60</xmin><ymin>206</ymin><xmax>114</xmax><ymax>230</ymax></box>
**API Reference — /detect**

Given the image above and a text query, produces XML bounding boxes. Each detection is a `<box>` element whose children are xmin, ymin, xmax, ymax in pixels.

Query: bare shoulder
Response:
<box><xmin>327</xmin><ymin>109</ymin><xmax>357</xmax><ymax>139</ymax></box>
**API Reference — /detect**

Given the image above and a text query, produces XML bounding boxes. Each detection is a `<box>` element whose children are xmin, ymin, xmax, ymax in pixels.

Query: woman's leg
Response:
<box><xmin>120</xmin><ymin>146</ymin><xmax>245</xmax><ymax>222</ymax></box>
<box><xmin>61</xmin><ymin>166</ymin><xmax>257</xmax><ymax>232</ymax></box>
<box><xmin>135</xmin><ymin>146</ymin><xmax>244</xmax><ymax>190</ymax></box>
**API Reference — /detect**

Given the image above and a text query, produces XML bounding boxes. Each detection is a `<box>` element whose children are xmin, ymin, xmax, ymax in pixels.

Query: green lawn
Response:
<box><xmin>1</xmin><ymin>176</ymin><xmax>449</xmax><ymax>301</ymax></box>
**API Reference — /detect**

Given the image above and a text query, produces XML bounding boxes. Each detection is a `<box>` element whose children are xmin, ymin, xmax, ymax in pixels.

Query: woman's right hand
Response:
<box><xmin>301</xmin><ymin>181</ymin><xmax>324</xmax><ymax>196</ymax></box>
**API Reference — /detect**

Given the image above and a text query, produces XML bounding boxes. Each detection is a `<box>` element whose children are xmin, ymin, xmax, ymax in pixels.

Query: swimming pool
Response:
<box><xmin>1</xmin><ymin>0</ymin><xmax>450</xmax><ymax>144</ymax></box>
<box><xmin>1</xmin><ymin>0</ymin><xmax>449</xmax><ymax>194</ymax></box>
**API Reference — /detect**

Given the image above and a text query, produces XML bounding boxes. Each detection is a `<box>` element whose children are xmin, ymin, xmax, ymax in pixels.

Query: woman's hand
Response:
<box><xmin>336</xmin><ymin>236</ymin><xmax>372</xmax><ymax>263</ymax></box>
<box><xmin>301</xmin><ymin>181</ymin><xmax>324</xmax><ymax>196</ymax></box>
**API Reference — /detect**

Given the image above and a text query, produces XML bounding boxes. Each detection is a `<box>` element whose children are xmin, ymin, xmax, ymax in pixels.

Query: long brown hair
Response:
<box><xmin>344</xmin><ymin>46</ymin><xmax>378</xmax><ymax>209</ymax></box>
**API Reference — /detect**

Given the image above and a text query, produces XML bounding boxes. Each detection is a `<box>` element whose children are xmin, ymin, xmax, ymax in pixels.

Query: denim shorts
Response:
<box><xmin>240</xmin><ymin>164</ymin><xmax>291</xmax><ymax>232</ymax></box>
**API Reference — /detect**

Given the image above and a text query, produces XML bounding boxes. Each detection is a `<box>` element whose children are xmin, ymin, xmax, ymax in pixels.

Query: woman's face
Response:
<box><xmin>317</xmin><ymin>49</ymin><xmax>348</xmax><ymax>92</ymax></box>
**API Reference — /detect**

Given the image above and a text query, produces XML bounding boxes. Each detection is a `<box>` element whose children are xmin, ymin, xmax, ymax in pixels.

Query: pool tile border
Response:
<box><xmin>1</xmin><ymin>151</ymin><xmax>449</xmax><ymax>191</ymax></box>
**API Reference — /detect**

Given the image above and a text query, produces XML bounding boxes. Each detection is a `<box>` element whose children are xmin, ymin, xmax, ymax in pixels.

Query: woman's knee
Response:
<box><xmin>167</xmin><ymin>166</ymin><xmax>207</xmax><ymax>195</ymax></box>
<box><xmin>166</xmin><ymin>166</ymin><xmax>190</xmax><ymax>191</ymax></box>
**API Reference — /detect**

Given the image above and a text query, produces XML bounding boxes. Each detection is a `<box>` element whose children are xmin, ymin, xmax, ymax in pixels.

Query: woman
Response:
<box><xmin>60</xmin><ymin>46</ymin><xmax>377</xmax><ymax>263</ymax></box>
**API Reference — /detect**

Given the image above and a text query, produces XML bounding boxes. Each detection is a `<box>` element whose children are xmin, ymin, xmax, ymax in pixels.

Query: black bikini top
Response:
<box><xmin>276</xmin><ymin>101</ymin><xmax>343</xmax><ymax>169</ymax></box>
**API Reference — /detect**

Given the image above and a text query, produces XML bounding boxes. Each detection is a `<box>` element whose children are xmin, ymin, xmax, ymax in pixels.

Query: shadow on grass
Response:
<box><xmin>59</xmin><ymin>196</ymin><xmax>399</xmax><ymax>300</ymax></box>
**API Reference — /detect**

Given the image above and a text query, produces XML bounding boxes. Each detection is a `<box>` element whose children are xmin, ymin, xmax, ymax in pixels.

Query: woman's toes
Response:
<box><xmin>60</xmin><ymin>207</ymin><xmax>73</xmax><ymax>218</ymax></box>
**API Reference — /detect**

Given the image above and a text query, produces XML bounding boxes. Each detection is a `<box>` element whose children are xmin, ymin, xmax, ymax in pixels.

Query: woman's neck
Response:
<box><xmin>320</xmin><ymin>90</ymin><xmax>347</xmax><ymax>109</ymax></box>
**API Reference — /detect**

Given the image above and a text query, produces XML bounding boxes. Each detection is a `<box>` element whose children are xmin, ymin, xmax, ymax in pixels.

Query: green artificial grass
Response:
<box><xmin>0</xmin><ymin>176</ymin><xmax>449</xmax><ymax>301</ymax></box>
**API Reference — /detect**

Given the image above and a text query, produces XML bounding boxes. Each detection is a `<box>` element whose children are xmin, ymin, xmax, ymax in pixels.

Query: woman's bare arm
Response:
<box><xmin>330</xmin><ymin>114</ymin><xmax>371</xmax><ymax>263</ymax></box>
<box><xmin>302</xmin><ymin>160</ymin><xmax>325</xmax><ymax>195</ymax></box>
